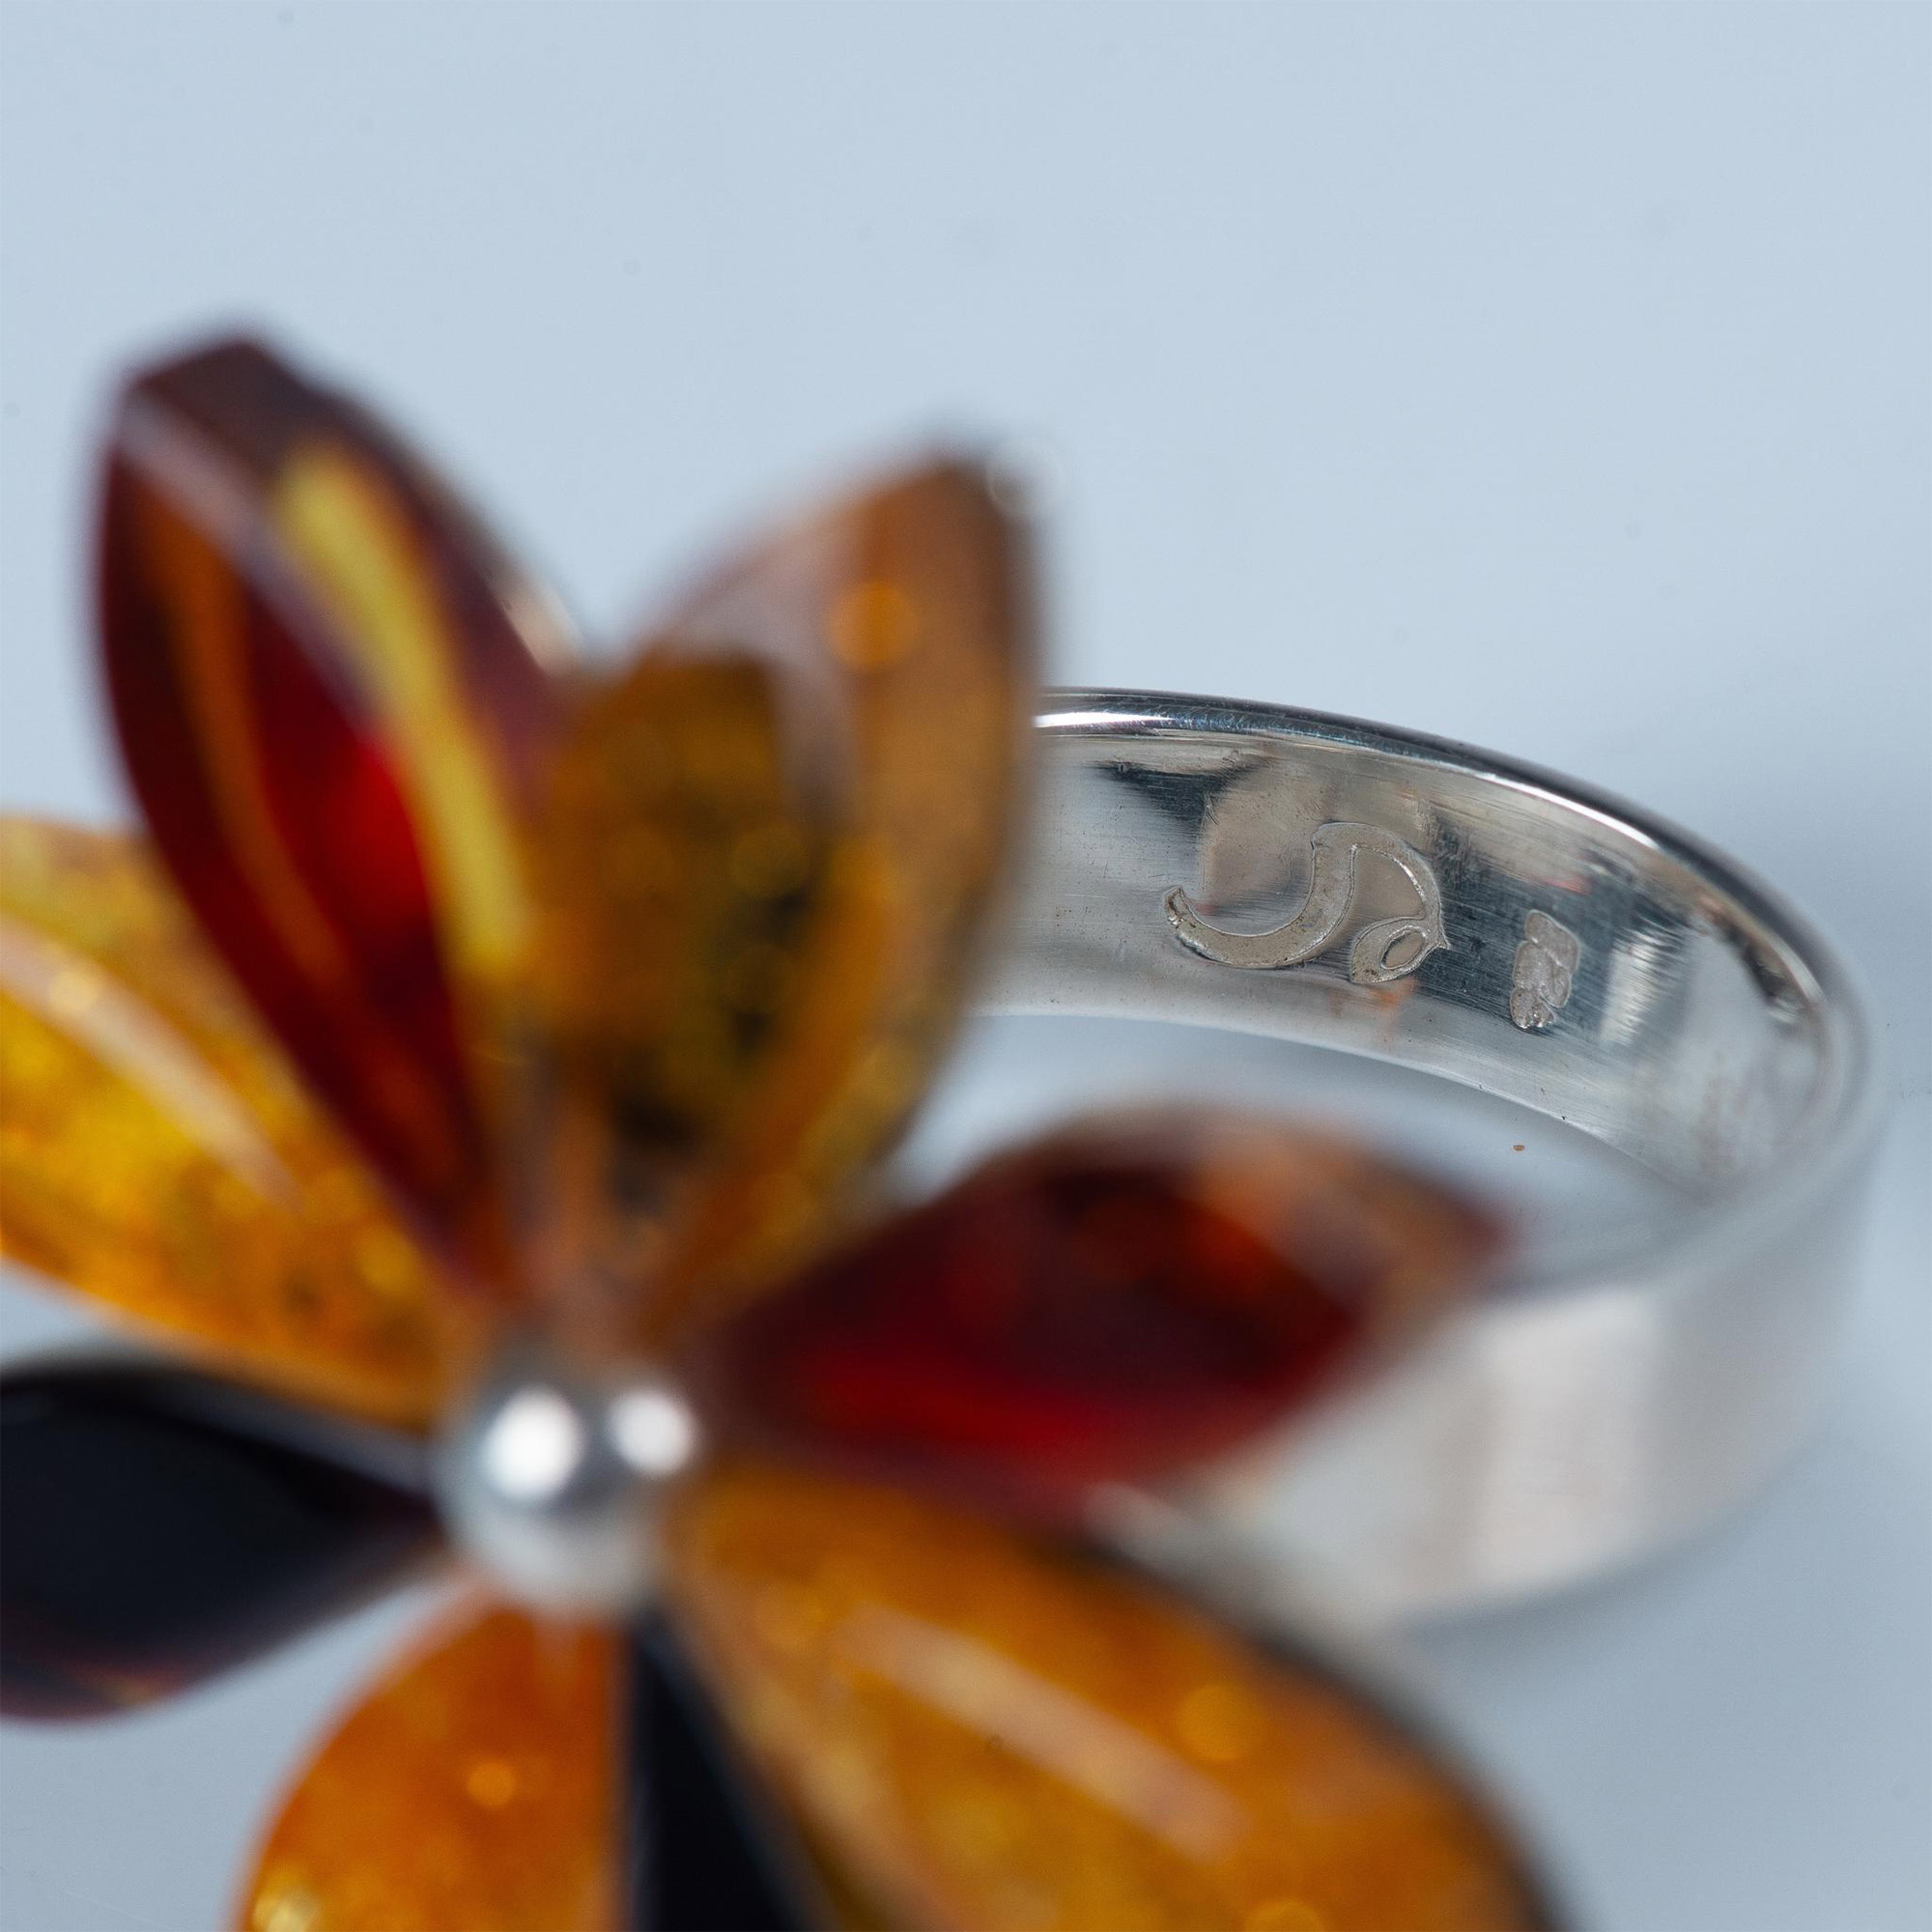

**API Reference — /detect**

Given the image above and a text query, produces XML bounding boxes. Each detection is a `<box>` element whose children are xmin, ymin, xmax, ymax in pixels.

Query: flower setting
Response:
<box><xmin>1</xmin><ymin>339</ymin><xmax>1553</xmax><ymax>1931</ymax></box>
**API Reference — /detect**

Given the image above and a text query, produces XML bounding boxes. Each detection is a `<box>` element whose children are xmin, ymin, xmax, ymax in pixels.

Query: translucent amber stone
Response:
<box><xmin>237</xmin><ymin>1604</ymin><xmax>620</xmax><ymax>1932</ymax></box>
<box><xmin>97</xmin><ymin>335</ymin><xmax>1037</xmax><ymax>1355</ymax></box>
<box><xmin>696</xmin><ymin>1116</ymin><xmax>1498</xmax><ymax>1509</ymax></box>
<box><xmin>0</xmin><ymin>819</ymin><xmax>460</xmax><ymax>1424</ymax></box>
<box><xmin>667</xmin><ymin>1461</ymin><xmax>1553</xmax><ymax>1932</ymax></box>
<box><xmin>1</xmin><ymin>1361</ymin><xmax>437</xmax><ymax>1718</ymax></box>
<box><xmin>98</xmin><ymin>338</ymin><xmax>568</xmax><ymax>1291</ymax></box>
<box><xmin>528</xmin><ymin>461</ymin><xmax>1036</xmax><ymax>1347</ymax></box>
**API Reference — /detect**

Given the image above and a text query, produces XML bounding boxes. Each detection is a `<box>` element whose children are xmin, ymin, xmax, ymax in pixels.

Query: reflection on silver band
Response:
<box><xmin>991</xmin><ymin>689</ymin><xmax>1878</xmax><ymax>1621</ymax></box>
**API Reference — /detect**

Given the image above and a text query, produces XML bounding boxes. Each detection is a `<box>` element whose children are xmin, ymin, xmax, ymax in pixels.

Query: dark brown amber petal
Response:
<box><xmin>98</xmin><ymin>338</ymin><xmax>569</xmax><ymax>1293</ymax></box>
<box><xmin>692</xmin><ymin>1114</ymin><xmax>1499</xmax><ymax>1511</ymax></box>
<box><xmin>236</xmin><ymin>1603</ymin><xmax>621</xmax><ymax>1932</ymax></box>
<box><xmin>666</xmin><ymin>1460</ymin><xmax>1556</xmax><ymax>1932</ymax></box>
<box><xmin>625</xmin><ymin>1615</ymin><xmax>819</xmax><ymax>1931</ymax></box>
<box><xmin>0</xmin><ymin>818</ymin><xmax>463</xmax><ymax>1425</ymax></box>
<box><xmin>526</xmin><ymin>460</ymin><xmax>1035</xmax><ymax>1348</ymax></box>
<box><xmin>0</xmin><ymin>1361</ymin><xmax>437</xmax><ymax>1719</ymax></box>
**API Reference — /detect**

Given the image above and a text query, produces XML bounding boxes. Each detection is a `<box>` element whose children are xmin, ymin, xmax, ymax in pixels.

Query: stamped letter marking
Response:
<box><xmin>1510</xmin><ymin>911</ymin><xmax>1581</xmax><ymax>1031</ymax></box>
<box><xmin>1165</xmin><ymin>820</ymin><xmax>1448</xmax><ymax>986</ymax></box>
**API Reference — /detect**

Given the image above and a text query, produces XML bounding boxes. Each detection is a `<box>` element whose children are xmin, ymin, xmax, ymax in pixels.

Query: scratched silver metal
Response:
<box><xmin>984</xmin><ymin>689</ymin><xmax>1878</xmax><ymax>1620</ymax></box>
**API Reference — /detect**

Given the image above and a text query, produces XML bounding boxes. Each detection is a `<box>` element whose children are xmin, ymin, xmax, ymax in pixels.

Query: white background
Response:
<box><xmin>1</xmin><ymin>5</ymin><xmax>1927</xmax><ymax>1929</ymax></box>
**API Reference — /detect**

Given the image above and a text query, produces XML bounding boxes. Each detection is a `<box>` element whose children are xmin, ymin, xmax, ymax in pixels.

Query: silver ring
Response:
<box><xmin>989</xmin><ymin>689</ymin><xmax>1879</xmax><ymax>1620</ymax></box>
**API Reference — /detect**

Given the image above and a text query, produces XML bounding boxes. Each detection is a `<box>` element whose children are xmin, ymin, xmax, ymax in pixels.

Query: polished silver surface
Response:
<box><xmin>993</xmin><ymin>689</ymin><xmax>1879</xmax><ymax>1619</ymax></box>
<box><xmin>436</xmin><ymin>1354</ymin><xmax>701</xmax><ymax>1615</ymax></box>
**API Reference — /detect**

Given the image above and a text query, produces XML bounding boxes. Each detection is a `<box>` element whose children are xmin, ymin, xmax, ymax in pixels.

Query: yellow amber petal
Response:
<box><xmin>235</xmin><ymin>1603</ymin><xmax>620</xmax><ymax>1932</ymax></box>
<box><xmin>0</xmin><ymin>818</ymin><xmax>462</xmax><ymax>1426</ymax></box>
<box><xmin>667</xmin><ymin>1461</ymin><xmax>1551</xmax><ymax>1932</ymax></box>
<box><xmin>530</xmin><ymin>460</ymin><xmax>1036</xmax><ymax>1347</ymax></box>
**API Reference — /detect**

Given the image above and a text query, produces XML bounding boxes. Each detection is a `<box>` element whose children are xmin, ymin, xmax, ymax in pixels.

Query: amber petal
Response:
<box><xmin>1</xmin><ymin>1361</ymin><xmax>437</xmax><ymax>1719</ymax></box>
<box><xmin>0</xmin><ymin>819</ymin><xmax>461</xmax><ymax>1425</ymax></box>
<box><xmin>626</xmin><ymin>1615</ymin><xmax>819</xmax><ymax>1931</ymax></box>
<box><xmin>694</xmin><ymin>1114</ymin><xmax>1499</xmax><ymax>1512</ymax></box>
<box><xmin>99</xmin><ymin>337</ymin><xmax>568</xmax><ymax>1288</ymax></box>
<box><xmin>529</xmin><ymin>460</ymin><xmax>1035</xmax><ymax>1345</ymax></box>
<box><xmin>667</xmin><ymin>1460</ymin><xmax>1553</xmax><ymax>1932</ymax></box>
<box><xmin>237</xmin><ymin>1603</ymin><xmax>621</xmax><ymax>1932</ymax></box>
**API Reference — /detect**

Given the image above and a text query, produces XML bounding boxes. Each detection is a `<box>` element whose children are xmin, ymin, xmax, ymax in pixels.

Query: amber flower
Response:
<box><xmin>0</xmin><ymin>339</ymin><xmax>1552</xmax><ymax>1931</ymax></box>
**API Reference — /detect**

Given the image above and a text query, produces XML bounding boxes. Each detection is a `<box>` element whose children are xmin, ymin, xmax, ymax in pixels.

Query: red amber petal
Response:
<box><xmin>99</xmin><ymin>338</ymin><xmax>568</xmax><ymax>1292</ymax></box>
<box><xmin>527</xmin><ymin>459</ymin><xmax>1036</xmax><ymax>1347</ymax></box>
<box><xmin>235</xmin><ymin>1603</ymin><xmax>621</xmax><ymax>1932</ymax></box>
<box><xmin>666</xmin><ymin>1459</ymin><xmax>1553</xmax><ymax>1932</ymax></box>
<box><xmin>695</xmin><ymin>1113</ymin><xmax>1500</xmax><ymax>1509</ymax></box>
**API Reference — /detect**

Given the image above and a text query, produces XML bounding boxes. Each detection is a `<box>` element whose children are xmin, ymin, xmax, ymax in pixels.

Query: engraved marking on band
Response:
<box><xmin>1510</xmin><ymin>910</ymin><xmax>1581</xmax><ymax>1032</ymax></box>
<box><xmin>1164</xmin><ymin>821</ymin><xmax>1449</xmax><ymax>986</ymax></box>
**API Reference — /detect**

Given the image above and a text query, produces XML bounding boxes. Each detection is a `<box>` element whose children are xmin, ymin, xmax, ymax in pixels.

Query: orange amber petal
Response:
<box><xmin>530</xmin><ymin>460</ymin><xmax>1036</xmax><ymax>1346</ymax></box>
<box><xmin>99</xmin><ymin>337</ymin><xmax>569</xmax><ymax>1291</ymax></box>
<box><xmin>667</xmin><ymin>1461</ymin><xmax>1553</xmax><ymax>1932</ymax></box>
<box><xmin>0</xmin><ymin>818</ymin><xmax>462</xmax><ymax>1427</ymax></box>
<box><xmin>236</xmin><ymin>1603</ymin><xmax>621</xmax><ymax>1932</ymax></box>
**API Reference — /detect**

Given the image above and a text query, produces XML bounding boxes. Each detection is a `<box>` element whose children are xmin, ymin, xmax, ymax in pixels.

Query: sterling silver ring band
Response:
<box><xmin>990</xmin><ymin>689</ymin><xmax>1879</xmax><ymax>1621</ymax></box>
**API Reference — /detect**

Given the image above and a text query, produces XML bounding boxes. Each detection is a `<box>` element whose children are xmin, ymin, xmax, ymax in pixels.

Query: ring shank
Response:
<box><xmin>990</xmin><ymin>691</ymin><xmax>1877</xmax><ymax>1617</ymax></box>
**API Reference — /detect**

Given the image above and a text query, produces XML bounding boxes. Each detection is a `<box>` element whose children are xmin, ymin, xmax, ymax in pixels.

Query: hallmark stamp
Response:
<box><xmin>1510</xmin><ymin>910</ymin><xmax>1581</xmax><ymax>1031</ymax></box>
<box><xmin>1164</xmin><ymin>820</ymin><xmax>1448</xmax><ymax>986</ymax></box>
